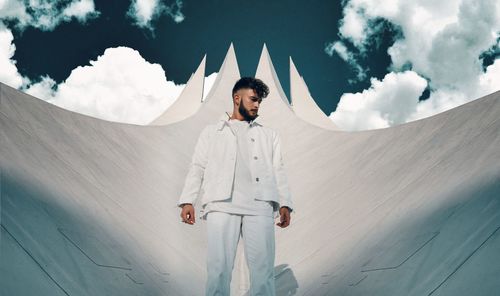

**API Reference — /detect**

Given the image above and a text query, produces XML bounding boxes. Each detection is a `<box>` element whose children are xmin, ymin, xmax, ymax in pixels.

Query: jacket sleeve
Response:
<box><xmin>177</xmin><ymin>126</ymin><xmax>210</xmax><ymax>208</ymax></box>
<box><xmin>272</xmin><ymin>131</ymin><xmax>294</xmax><ymax>213</ymax></box>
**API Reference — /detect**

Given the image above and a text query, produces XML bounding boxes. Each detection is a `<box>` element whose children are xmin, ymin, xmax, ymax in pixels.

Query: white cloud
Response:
<box><xmin>338</xmin><ymin>3</ymin><xmax>368</xmax><ymax>48</ymax></box>
<box><xmin>409</xmin><ymin>59</ymin><xmax>500</xmax><ymax>122</ymax></box>
<box><xmin>0</xmin><ymin>0</ymin><xmax>32</xmax><ymax>27</ymax></box>
<box><xmin>0</xmin><ymin>0</ymin><xmax>100</xmax><ymax>88</ymax></box>
<box><xmin>325</xmin><ymin>40</ymin><xmax>349</xmax><ymax>61</ymax></box>
<box><xmin>325</xmin><ymin>40</ymin><xmax>367</xmax><ymax>81</ymax></box>
<box><xmin>327</xmin><ymin>0</ymin><xmax>500</xmax><ymax>130</ymax></box>
<box><xmin>329</xmin><ymin>71</ymin><xmax>428</xmax><ymax>131</ymax></box>
<box><xmin>0</xmin><ymin>0</ymin><xmax>210</xmax><ymax>125</ymax></box>
<box><xmin>24</xmin><ymin>75</ymin><xmax>56</xmax><ymax>99</ymax></box>
<box><xmin>127</xmin><ymin>0</ymin><xmax>185</xmax><ymax>30</ymax></box>
<box><xmin>0</xmin><ymin>0</ymin><xmax>100</xmax><ymax>31</ymax></box>
<box><xmin>21</xmin><ymin>47</ymin><xmax>218</xmax><ymax>125</ymax></box>
<box><xmin>0</xmin><ymin>24</ymin><xmax>28</xmax><ymax>88</ymax></box>
<box><xmin>127</xmin><ymin>0</ymin><xmax>161</xmax><ymax>27</ymax></box>
<box><xmin>24</xmin><ymin>47</ymin><xmax>186</xmax><ymax>125</ymax></box>
<box><xmin>63</xmin><ymin>0</ymin><xmax>100</xmax><ymax>21</ymax></box>
<box><xmin>0</xmin><ymin>18</ymin><xmax>214</xmax><ymax>125</ymax></box>
<box><xmin>479</xmin><ymin>58</ymin><xmax>500</xmax><ymax>94</ymax></box>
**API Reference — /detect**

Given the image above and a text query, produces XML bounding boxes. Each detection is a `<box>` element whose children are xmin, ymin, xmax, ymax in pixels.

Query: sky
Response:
<box><xmin>0</xmin><ymin>0</ymin><xmax>499</xmax><ymax>130</ymax></box>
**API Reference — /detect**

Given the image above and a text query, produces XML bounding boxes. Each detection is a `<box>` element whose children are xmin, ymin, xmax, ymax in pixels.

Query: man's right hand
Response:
<box><xmin>180</xmin><ymin>203</ymin><xmax>195</xmax><ymax>225</ymax></box>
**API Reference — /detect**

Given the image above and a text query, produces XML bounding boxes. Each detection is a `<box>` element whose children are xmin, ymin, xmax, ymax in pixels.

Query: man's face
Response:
<box><xmin>235</xmin><ymin>88</ymin><xmax>262</xmax><ymax>121</ymax></box>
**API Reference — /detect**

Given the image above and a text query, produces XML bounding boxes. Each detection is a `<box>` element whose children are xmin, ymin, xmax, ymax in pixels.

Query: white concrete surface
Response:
<box><xmin>1</xmin><ymin>43</ymin><xmax>499</xmax><ymax>296</ymax></box>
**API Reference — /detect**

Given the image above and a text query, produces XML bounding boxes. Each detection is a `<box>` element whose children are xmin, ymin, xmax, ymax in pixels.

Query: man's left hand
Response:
<box><xmin>277</xmin><ymin>206</ymin><xmax>291</xmax><ymax>228</ymax></box>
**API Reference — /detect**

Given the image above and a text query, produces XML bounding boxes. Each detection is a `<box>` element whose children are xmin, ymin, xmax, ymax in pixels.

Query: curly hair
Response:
<box><xmin>232</xmin><ymin>77</ymin><xmax>270</xmax><ymax>99</ymax></box>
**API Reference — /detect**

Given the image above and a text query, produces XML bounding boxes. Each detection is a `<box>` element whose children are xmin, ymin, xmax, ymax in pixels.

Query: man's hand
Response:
<box><xmin>276</xmin><ymin>206</ymin><xmax>291</xmax><ymax>228</ymax></box>
<box><xmin>180</xmin><ymin>203</ymin><xmax>196</xmax><ymax>225</ymax></box>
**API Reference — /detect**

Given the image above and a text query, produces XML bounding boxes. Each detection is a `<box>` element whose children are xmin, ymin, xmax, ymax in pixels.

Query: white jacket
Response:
<box><xmin>177</xmin><ymin>114</ymin><xmax>294</xmax><ymax>214</ymax></box>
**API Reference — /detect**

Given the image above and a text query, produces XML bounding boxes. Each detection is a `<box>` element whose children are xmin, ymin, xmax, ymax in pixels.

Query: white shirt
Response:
<box><xmin>200</xmin><ymin>119</ymin><xmax>275</xmax><ymax>220</ymax></box>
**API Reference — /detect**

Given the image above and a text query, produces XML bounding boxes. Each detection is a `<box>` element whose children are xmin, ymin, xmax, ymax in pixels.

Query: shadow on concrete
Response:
<box><xmin>0</xmin><ymin>169</ymin><xmax>173</xmax><ymax>296</ymax></box>
<box><xmin>315</xmin><ymin>173</ymin><xmax>500</xmax><ymax>296</ymax></box>
<box><xmin>275</xmin><ymin>263</ymin><xmax>299</xmax><ymax>296</ymax></box>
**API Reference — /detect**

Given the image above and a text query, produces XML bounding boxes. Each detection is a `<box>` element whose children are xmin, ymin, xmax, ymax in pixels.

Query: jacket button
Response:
<box><xmin>253</xmin><ymin>156</ymin><xmax>258</xmax><ymax>160</ymax></box>
<box><xmin>256</xmin><ymin>177</ymin><xmax>259</xmax><ymax>182</ymax></box>
<box><xmin>251</xmin><ymin>138</ymin><xmax>255</xmax><ymax>142</ymax></box>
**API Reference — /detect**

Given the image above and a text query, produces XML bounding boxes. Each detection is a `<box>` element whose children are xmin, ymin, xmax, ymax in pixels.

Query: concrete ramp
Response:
<box><xmin>1</xmin><ymin>45</ymin><xmax>499</xmax><ymax>295</ymax></box>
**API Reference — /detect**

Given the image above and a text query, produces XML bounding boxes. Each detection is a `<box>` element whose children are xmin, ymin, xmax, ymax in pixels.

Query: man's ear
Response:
<box><xmin>233</xmin><ymin>93</ymin><xmax>240</xmax><ymax>105</ymax></box>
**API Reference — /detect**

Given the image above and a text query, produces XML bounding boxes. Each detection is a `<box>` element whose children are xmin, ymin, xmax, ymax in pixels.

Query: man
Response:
<box><xmin>177</xmin><ymin>77</ymin><xmax>294</xmax><ymax>296</ymax></box>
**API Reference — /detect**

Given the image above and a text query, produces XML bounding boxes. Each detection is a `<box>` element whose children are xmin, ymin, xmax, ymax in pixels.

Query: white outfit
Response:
<box><xmin>201</xmin><ymin>119</ymin><xmax>275</xmax><ymax>220</ymax></box>
<box><xmin>177</xmin><ymin>113</ymin><xmax>294</xmax><ymax>219</ymax></box>
<box><xmin>178</xmin><ymin>114</ymin><xmax>294</xmax><ymax>296</ymax></box>
<box><xmin>204</xmin><ymin>119</ymin><xmax>276</xmax><ymax>296</ymax></box>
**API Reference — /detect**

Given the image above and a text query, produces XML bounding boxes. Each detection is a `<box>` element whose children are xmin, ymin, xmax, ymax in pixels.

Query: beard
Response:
<box><xmin>239</xmin><ymin>102</ymin><xmax>258</xmax><ymax>122</ymax></box>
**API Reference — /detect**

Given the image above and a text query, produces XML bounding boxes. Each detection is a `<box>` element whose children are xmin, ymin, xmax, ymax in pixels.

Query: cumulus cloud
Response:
<box><xmin>0</xmin><ymin>19</ymin><xmax>214</xmax><ymax>125</ymax></box>
<box><xmin>330</xmin><ymin>71</ymin><xmax>428</xmax><ymax>130</ymax></box>
<box><xmin>0</xmin><ymin>24</ymin><xmax>27</xmax><ymax>88</ymax></box>
<box><xmin>21</xmin><ymin>47</ymin><xmax>217</xmax><ymax>125</ymax></box>
<box><xmin>409</xmin><ymin>59</ymin><xmax>500</xmax><ymax>122</ymax></box>
<box><xmin>0</xmin><ymin>0</ymin><xmax>100</xmax><ymax>90</ymax></box>
<box><xmin>338</xmin><ymin>3</ymin><xmax>368</xmax><ymax>48</ymax></box>
<box><xmin>479</xmin><ymin>58</ymin><xmax>500</xmax><ymax>93</ymax></box>
<box><xmin>327</xmin><ymin>0</ymin><xmax>500</xmax><ymax>131</ymax></box>
<box><xmin>0</xmin><ymin>0</ymin><xmax>207</xmax><ymax>125</ymax></box>
<box><xmin>0</xmin><ymin>0</ymin><xmax>100</xmax><ymax>31</ymax></box>
<box><xmin>324</xmin><ymin>40</ymin><xmax>367</xmax><ymax>82</ymax></box>
<box><xmin>63</xmin><ymin>0</ymin><xmax>100</xmax><ymax>22</ymax></box>
<box><xmin>23</xmin><ymin>47</ymin><xmax>187</xmax><ymax>125</ymax></box>
<box><xmin>127</xmin><ymin>0</ymin><xmax>185</xmax><ymax>30</ymax></box>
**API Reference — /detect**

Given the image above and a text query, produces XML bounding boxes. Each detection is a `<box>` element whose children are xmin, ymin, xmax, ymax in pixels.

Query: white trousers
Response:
<box><xmin>205</xmin><ymin>211</ymin><xmax>276</xmax><ymax>296</ymax></box>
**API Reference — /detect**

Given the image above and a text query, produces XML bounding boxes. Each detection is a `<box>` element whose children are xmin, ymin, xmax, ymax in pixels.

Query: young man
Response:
<box><xmin>177</xmin><ymin>77</ymin><xmax>294</xmax><ymax>296</ymax></box>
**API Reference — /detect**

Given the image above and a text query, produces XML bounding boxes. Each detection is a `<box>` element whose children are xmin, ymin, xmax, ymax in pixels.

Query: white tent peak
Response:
<box><xmin>203</xmin><ymin>42</ymin><xmax>241</xmax><ymax>105</ymax></box>
<box><xmin>254</xmin><ymin>43</ymin><xmax>295</xmax><ymax>127</ymax></box>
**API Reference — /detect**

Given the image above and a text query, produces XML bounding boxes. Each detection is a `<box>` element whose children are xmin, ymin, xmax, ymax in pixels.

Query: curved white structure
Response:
<box><xmin>1</xmin><ymin>43</ymin><xmax>499</xmax><ymax>296</ymax></box>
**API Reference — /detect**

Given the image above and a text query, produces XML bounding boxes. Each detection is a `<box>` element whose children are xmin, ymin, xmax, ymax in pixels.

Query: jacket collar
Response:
<box><xmin>216</xmin><ymin>112</ymin><xmax>263</xmax><ymax>131</ymax></box>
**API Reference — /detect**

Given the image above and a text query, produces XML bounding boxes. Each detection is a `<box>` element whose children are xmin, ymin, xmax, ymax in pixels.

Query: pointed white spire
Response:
<box><xmin>192</xmin><ymin>42</ymin><xmax>242</xmax><ymax>119</ymax></box>
<box><xmin>290</xmin><ymin>56</ymin><xmax>338</xmax><ymax>130</ymax></box>
<box><xmin>255</xmin><ymin>43</ymin><xmax>292</xmax><ymax>108</ymax></box>
<box><xmin>253</xmin><ymin>43</ymin><xmax>297</xmax><ymax>128</ymax></box>
<box><xmin>149</xmin><ymin>54</ymin><xmax>207</xmax><ymax>125</ymax></box>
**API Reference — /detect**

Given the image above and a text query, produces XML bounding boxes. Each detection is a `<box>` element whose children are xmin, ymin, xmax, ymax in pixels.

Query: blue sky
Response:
<box><xmin>0</xmin><ymin>0</ymin><xmax>499</xmax><ymax>130</ymax></box>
